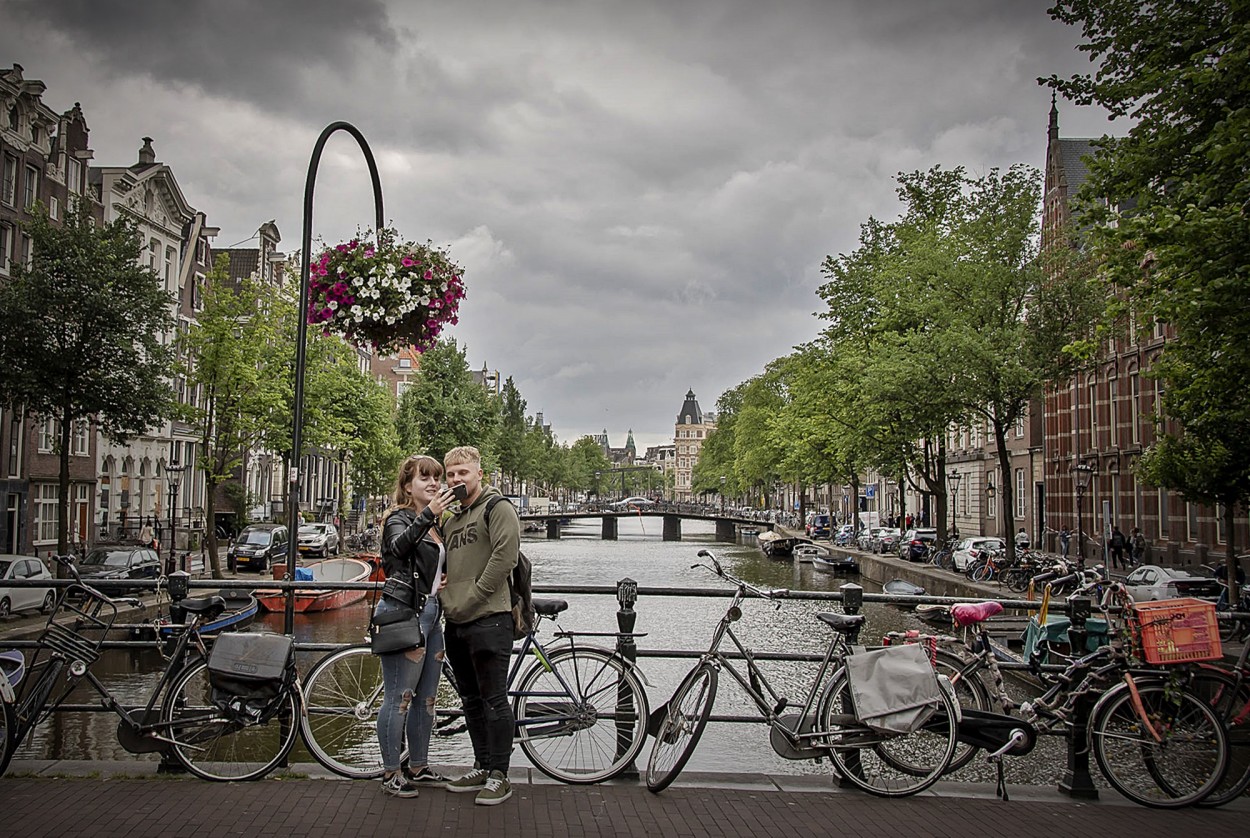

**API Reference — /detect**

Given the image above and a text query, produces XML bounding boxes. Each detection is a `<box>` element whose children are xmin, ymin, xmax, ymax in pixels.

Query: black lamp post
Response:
<box><xmin>285</xmin><ymin>121</ymin><xmax>385</xmax><ymax>636</ymax></box>
<box><xmin>1072</xmin><ymin>461</ymin><xmax>1096</xmax><ymax>571</ymax></box>
<box><xmin>166</xmin><ymin>447</ymin><xmax>185</xmax><ymax>573</ymax></box>
<box><xmin>594</xmin><ymin>470</ymin><xmax>602</xmax><ymax>505</ymax></box>
<box><xmin>719</xmin><ymin>476</ymin><xmax>726</xmax><ymax>514</ymax></box>
<box><xmin>947</xmin><ymin>470</ymin><xmax>961</xmax><ymax>541</ymax></box>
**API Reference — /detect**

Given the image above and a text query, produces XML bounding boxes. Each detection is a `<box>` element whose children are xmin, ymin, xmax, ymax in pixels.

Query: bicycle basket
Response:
<box><xmin>1129</xmin><ymin>597</ymin><xmax>1222</xmax><ymax>665</ymax></box>
<box><xmin>844</xmin><ymin>643</ymin><xmax>943</xmax><ymax>735</ymax></box>
<box><xmin>206</xmin><ymin>632</ymin><xmax>295</xmax><ymax>723</ymax></box>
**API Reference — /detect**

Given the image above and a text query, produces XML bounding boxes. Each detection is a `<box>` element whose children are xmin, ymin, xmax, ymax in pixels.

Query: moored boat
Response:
<box><xmin>254</xmin><ymin>557</ymin><xmax>373</xmax><ymax>613</ymax></box>
<box><xmin>133</xmin><ymin>588</ymin><xmax>259</xmax><ymax>642</ymax></box>
<box><xmin>883</xmin><ymin>578</ymin><xmax>926</xmax><ymax>597</ymax></box>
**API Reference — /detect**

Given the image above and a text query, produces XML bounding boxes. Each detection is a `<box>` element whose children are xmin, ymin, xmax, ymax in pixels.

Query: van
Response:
<box><xmin>228</xmin><ymin>523</ymin><xmax>289</xmax><ymax>572</ymax></box>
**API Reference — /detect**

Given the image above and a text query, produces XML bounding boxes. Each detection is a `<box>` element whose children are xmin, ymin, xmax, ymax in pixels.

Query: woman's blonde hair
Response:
<box><xmin>386</xmin><ymin>455</ymin><xmax>444</xmax><ymax>519</ymax></box>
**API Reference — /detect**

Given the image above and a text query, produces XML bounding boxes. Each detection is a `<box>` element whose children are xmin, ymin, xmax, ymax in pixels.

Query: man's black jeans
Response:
<box><xmin>445</xmin><ymin>612</ymin><xmax>514</xmax><ymax>772</ymax></box>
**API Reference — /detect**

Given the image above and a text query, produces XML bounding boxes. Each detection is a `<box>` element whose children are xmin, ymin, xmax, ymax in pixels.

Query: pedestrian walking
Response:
<box><xmin>375</xmin><ymin>454</ymin><xmax>456</xmax><ymax>798</ymax></box>
<box><xmin>440</xmin><ymin>446</ymin><xmax>521</xmax><ymax>806</ymax></box>
<box><xmin>1129</xmin><ymin>527</ymin><xmax>1146</xmax><ymax>567</ymax></box>
<box><xmin>1059</xmin><ymin>526</ymin><xmax>1071</xmax><ymax>558</ymax></box>
<box><xmin>1109</xmin><ymin>526</ymin><xmax>1127</xmax><ymax>570</ymax></box>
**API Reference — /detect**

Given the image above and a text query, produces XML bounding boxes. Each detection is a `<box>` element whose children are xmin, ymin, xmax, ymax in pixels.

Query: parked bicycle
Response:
<box><xmin>299</xmin><ymin>597</ymin><xmax>649</xmax><ymax>784</ymax></box>
<box><xmin>0</xmin><ymin>555</ymin><xmax>302</xmax><ymax>781</ymax></box>
<box><xmin>645</xmin><ymin>549</ymin><xmax>959</xmax><ymax>797</ymax></box>
<box><xmin>891</xmin><ymin>576</ymin><xmax>1232</xmax><ymax>808</ymax></box>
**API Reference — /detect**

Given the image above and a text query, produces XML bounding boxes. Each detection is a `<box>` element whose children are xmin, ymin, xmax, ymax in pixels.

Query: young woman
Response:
<box><xmin>375</xmin><ymin>454</ymin><xmax>457</xmax><ymax>798</ymax></box>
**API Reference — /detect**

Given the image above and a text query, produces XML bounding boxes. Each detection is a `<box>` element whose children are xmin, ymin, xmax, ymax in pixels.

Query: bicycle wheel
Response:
<box><xmin>1090</xmin><ymin>680</ymin><xmax>1228</xmax><ymax>808</ymax></box>
<box><xmin>645</xmin><ymin>663</ymin><xmax>717</xmax><ymax>793</ymax></box>
<box><xmin>1184</xmin><ymin>669</ymin><xmax>1250</xmax><ymax>809</ymax></box>
<box><xmin>300</xmin><ymin>645</ymin><xmax>395</xmax><ymax>779</ymax></box>
<box><xmin>162</xmin><ymin>660</ymin><xmax>300</xmax><ymax>782</ymax></box>
<box><xmin>822</xmin><ymin>672</ymin><xmax>958</xmax><ymax>797</ymax></box>
<box><xmin>515</xmin><ymin>646</ymin><xmax>649</xmax><ymax>784</ymax></box>
<box><xmin>0</xmin><ymin>697</ymin><xmax>16</xmax><ymax>776</ymax></box>
<box><xmin>931</xmin><ymin>650</ymin><xmax>992</xmax><ymax>772</ymax></box>
<box><xmin>1003</xmin><ymin>569</ymin><xmax>1029</xmax><ymax>594</ymax></box>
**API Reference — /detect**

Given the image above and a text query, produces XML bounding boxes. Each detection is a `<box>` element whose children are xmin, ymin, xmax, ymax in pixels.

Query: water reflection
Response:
<box><xmin>12</xmin><ymin>518</ymin><xmax>1059</xmax><ymax>782</ymax></box>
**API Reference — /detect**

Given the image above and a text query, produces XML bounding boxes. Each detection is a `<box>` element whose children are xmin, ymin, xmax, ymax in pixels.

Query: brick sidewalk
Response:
<box><xmin>1</xmin><ymin>772</ymin><xmax>1244</xmax><ymax>838</ymax></box>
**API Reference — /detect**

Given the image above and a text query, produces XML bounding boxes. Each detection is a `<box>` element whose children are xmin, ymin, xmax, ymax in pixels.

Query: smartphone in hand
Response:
<box><xmin>450</xmin><ymin>484</ymin><xmax>469</xmax><ymax>502</ymax></box>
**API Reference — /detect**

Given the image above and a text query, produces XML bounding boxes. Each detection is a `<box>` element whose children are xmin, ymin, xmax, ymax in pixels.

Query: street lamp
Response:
<box><xmin>719</xmin><ymin>476</ymin><xmax>726</xmax><ymax>514</ymax></box>
<box><xmin>947</xmin><ymin>470</ymin><xmax>962</xmax><ymax>541</ymax></box>
<box><xmin>165</xmin><ymin>447</ymin><xmax>186</xmax><ymax>573</ymax></box>
<box><xmin>1072</xmin><ymin>460</ymin><xmax>1096</xmax><ymax>571</ymax></box>
<box><xmin>595</xmin><ymin>471</ymin><xmax>602</xmax><ymax>505</ymax></box>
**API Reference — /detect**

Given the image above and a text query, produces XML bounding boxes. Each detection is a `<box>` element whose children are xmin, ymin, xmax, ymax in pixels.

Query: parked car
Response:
<box><xmin>832</xmin><ymin>524</ymin><xmax>855</xmax><ymax>546</ymax></box>
<box><xmin>76</xmin><ymin>546</ymin><xmax>160</xmax><ymax>592</ymax></box>
<box><xmin>899</xmin><ymin>528</ymin><xmax>939</xmax><ymax>561</ymax></box>
<box><xmin>951</xmin><ymin>536</ymin><xmax>1006</xmax><ymax>572</ymax></box>
<box><xmin>0</xmin><ymin>555</ymin><xmax>54</xmax><ymax>617</ymax></box>
<box><xmin>872</xmin><ymin>528</ymin><xmax>902</xmax><ymax>555</ymax></box>
<box><xmin>298</xmin><ymin>523</ymin><xmax>340</xmax><ymax>558</ymax></box>
<box><xmin>228</xmin><ymin>524</ymin><xmax>290</xmax><ymax>572</ymax></box>
<box><xmin>809</xmin><ymin>514</ymin><xmax>833</xmax><ymax>540</ymax></box>
<box><xmin>1123</xmin><ymin>565</ymin><xmax>1222</xmax><ymax>603</ymax></box>
<box><xmin>804</xmin><ymin>512</ymin><xmax>818</xmax><ymax>536</ymax></box>
<box><xmin>856</xmin><ymin>527</ymin><xmax>881</xmax><ymax>552</ymax></box>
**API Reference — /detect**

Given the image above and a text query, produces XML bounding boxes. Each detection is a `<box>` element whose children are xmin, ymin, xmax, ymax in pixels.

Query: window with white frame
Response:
<box><xmin>987</xmin><ymin>481</ymin><xmax>997</xmax><ymax>519</ymax></box>
<box><xmin>149</xmin><ymin>238</ymin><xmax>159</xmax><ymax>270</ymax></box>
<box><xmin>1108</xmin><ymin>378</ymin><xmax>1119</xmax><ymax>448</ymax></box>
<box><xmin>34</xmin><ymin>484</ymin><xmax>58</xmax><ymax>543</ymax></box>
<box><xmin>2</xmin><ymin>153</ymin><xmax>16</xmax><ymax>205</ymax></box>
<box><xmin>1130</xmin><ymin>373</ymin><xmax>1141</xmax><ymax>445</ymax></box>
<box><xmin>19</xmin><ymin>233</ymin><xmax>30</xmax><ymax>266</ymax></box>
<box><xmin>165</xmin><ymin>246</ymin><xmax>175</xmax><ymax>285</ymax></box>
<box><xmin>38</xmin><ymin>417</ymin><xmax>56</xmax><ymax>452</ymax></box>
<box><xmin>23</xmin><ymin>165</ymin><xmax>38</xmax><ymax>208</ymax></box>
<box><xmin>72</xmin><ymin>420</ymin><xmax>89</xmax><ymax>456</ymax></box>
<box><xmin>1014</xmin><ymin>414</ymin><xmax>1024</xmax><ymax>439</ymax></box>
<box><xmin>1088</xmin><ymin>381</ymin><xmax>1098</xmax><ymax>448</ymax></box>
<box><xmin>0</xmin><ymin>222</ymin><xmax>10</xmax><ymax>274</ymax></box>
<box><xmin>1015</xmin><ymin>469</ymin><xmax>1025</xmax><ymax>518</ymax></box>
<box><xmin>67</xmin><ymin>157</ymin><xmax>82</xmax><ymax>195</ymax></box>
<box><xmin>49</xmin><ymin>195</ymin><xmax>59</xmax><ymax>221</ymax></box>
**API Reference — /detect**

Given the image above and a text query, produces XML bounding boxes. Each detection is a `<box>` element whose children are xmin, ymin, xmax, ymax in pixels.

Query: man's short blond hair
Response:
<box><xmin>444</xmin><ymin>446</ymin><xmax>482</xmax><ymax>468</ymax></box>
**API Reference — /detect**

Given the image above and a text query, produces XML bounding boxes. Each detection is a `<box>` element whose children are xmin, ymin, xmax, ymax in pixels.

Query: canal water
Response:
<box><xmin>14</xmin><ymin>518</ymin><xmax>1061</xmax><ymax>783</ymax></box>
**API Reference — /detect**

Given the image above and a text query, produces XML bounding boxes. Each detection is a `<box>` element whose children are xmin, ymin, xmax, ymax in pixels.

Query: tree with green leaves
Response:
<box><xmin>396</xmin><ymin>338</ymin><xmax>498</xmax><ymax>465</ymax></box>
<box><xmin>176</xmin><ymin>256</ymin><xmax>287</xmax><ymax>577</ymax></box>
<box><xmin>1045</xmin><ymin>0</ymin><xmax>1250</xmax><ymax>592</ymax></box>
<box><xmin>0</xmin><ymin>201</ymin><xmax>176</xmax><ymax>557</ymax></box>
<box><xmin>496</xmin><ymin>377</ymin><xmax>528</xmax><ymax>492</ymax></box>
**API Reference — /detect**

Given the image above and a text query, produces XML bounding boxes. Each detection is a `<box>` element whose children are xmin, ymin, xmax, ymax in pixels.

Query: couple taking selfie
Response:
<box><xmin>373</xmin><ymin>446</ymin><xmax>521</xmax><ymax>806</ymax></box>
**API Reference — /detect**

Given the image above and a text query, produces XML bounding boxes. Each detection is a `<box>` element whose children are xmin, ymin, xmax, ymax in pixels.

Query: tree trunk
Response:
<box><xmin>992</xmin><ymin>419</ymin><xmax>1015</xmax><ymax>563</ymax></box>
<box><xmin>56</xmin><ymin>408</ymin><xmax>73</xmax><ymax>566</ymax></box>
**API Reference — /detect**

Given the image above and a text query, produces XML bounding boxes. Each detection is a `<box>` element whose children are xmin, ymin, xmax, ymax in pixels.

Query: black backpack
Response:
<box><xmin>484</xmin><ymin>496</ymin><xmax>535</xmax><ymax>640</ymax></box>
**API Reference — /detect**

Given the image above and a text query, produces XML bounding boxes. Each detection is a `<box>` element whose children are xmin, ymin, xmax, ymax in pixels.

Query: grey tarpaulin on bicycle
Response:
<box><xmin>844</xmin><ymin>643</ymin><xmax>943</xmax><ymax>734</ymax></box>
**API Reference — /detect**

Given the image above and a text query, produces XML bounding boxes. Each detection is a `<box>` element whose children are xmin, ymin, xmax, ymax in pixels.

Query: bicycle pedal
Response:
<box><xmin>773</xmin><ymin>697</ymin><xmax>789</xmax><ymax>715</ymax></box>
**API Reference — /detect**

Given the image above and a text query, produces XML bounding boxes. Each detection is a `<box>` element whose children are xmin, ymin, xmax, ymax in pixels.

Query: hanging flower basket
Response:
<box><xmin>306</xmin><ymin>228</ymin><xmax>465</xmax><ymax>355</ymax></box>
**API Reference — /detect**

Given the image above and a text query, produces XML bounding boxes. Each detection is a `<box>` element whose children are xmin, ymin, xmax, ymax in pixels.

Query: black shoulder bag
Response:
<box><xmin>369</xmin><ymin>510</ymin><xmax>426</xmax><ymax>655</ymax></box>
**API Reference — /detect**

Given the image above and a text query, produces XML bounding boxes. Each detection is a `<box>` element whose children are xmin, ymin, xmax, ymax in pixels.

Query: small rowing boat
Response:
<box><xmin>254</xmin><ymin>557</ymin><xmax>372</xmax><ymax>613</ymax></box>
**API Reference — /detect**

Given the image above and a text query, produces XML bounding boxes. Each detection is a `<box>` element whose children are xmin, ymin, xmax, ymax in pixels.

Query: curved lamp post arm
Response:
<box><xmin>286</xmin><ymin>121</ymin><xmax>385</xmax><ymax>634</ymax></box>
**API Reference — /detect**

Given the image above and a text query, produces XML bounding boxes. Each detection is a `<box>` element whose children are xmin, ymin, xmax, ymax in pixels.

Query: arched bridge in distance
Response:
<box><xmin>517</xmin><ymin>509</ymin><xmax>776</xmax><ymax>542</ymax></box>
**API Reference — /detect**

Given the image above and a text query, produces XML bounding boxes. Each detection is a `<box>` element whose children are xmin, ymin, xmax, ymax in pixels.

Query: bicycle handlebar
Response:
<box><xmin>695</xmin><ymin>549</ymin><xmax>788</xmax><ymax>599</ymax></box>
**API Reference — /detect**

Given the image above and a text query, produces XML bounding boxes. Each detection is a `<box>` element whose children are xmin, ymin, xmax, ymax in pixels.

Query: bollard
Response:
<box><xmin>1058</xmin><ymin>595</ymin><xmax>1098</xmax><ymax>799</ymax></box>
<box><xmin>615</xmin><ymin>577</ymin><xmax>640</xmax><ymax>776</ymax></box>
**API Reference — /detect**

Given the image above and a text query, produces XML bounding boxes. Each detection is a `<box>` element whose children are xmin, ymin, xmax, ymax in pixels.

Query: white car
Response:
<box><xmin>951</xmin><ymin>536</ymin><xmax>1006</xmax><ymax>572</ymax></box>
<box><xmin>297</xmin><ymin>523</ymin><xmax>340</xmax><ymax>558</ymax></box>
<box><xmin>1123</xmin><ymin>565</ymin><xmax>1222</xmax><ymax>602</ymax></box>
<box><xmin>0</xmin><ymin>555</ymin><xmax>55</xmax><ymax>617</ymax></box>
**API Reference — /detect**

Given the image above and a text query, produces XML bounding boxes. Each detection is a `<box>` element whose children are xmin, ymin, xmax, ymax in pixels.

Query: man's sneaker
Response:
<box><xmin>474</xmin><ymin>770</ymin><xmax>512</xmax><ymax>806</ymax></box>
<box><xmin>445</xmin><ymin>767</ymin><xmax>489</xmax><ymax>793</ymax></box>
<box><xmin>380</xmin><ymin>773</ymin><xmax>420</xmax><ymax>798</ymax></box>
<box><xmin>405</xmin><ymin>765</ymin><xmax>451</xmax><ymax>786</ymax></box>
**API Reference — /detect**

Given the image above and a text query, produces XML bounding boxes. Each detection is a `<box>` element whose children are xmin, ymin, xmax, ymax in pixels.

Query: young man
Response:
<box><xmin>439</xmin><ymin>446</ymin><xmax>520</xmax><ymax>806</ymax></box>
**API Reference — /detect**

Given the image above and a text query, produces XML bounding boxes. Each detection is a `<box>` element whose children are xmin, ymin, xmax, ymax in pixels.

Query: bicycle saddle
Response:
<box><xmin>816</xmin><ymin>612</ymin><xmax>866</xmax><ymax>632</ymax></box>
<box><xmin>533</xmin><ymin>598</ymin><xmax>568</xmax><ymax>617</ymax></box>
<box><xmin>177</xmin><ymin>595</ymin><xmax>227</xmax><ymax>616</ymax></box>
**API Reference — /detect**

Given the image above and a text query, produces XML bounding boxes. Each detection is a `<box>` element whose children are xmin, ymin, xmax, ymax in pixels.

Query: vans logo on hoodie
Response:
<box><xmin>446</xmin><ymin>523</ymin><xmax>479</xmax><ymax>551</ymax></box>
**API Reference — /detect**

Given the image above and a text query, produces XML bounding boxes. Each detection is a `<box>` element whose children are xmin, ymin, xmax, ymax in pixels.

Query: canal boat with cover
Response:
<box><xmin>883</xmin><ymin>578</ymin><xmax>926</xmax><ymax>597</ymax></box>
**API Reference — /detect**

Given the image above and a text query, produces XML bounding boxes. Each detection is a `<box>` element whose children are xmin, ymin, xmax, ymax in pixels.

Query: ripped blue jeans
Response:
<box><xmin>375</xmin><ymin>595</ymin><xmax>445</xmax><ymax>772</ymax></box>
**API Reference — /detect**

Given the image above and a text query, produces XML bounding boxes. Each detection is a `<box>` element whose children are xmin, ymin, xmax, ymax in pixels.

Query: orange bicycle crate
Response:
<box><xmin>1130</xmin><ymin>597</ymin><xmax>1223</xmax><ymax>665</ymax></box>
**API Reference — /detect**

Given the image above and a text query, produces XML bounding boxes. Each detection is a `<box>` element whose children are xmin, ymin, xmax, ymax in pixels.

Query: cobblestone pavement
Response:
<box><xmin>1</xmin><ymin>763</ymin><xmax>1245</xmax><ymax>838</ymax></box>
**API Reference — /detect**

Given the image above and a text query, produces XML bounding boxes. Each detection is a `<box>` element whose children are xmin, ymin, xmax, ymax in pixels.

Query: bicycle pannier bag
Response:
<box><xmin>844</xmin><ymin>643</ymin><xmax>943</xmax><ymax>735</ymax></box>
<box><xmin>206</xmin><ymin>632</ymin><xmax>295</xmax><ymax>723</ymax></box>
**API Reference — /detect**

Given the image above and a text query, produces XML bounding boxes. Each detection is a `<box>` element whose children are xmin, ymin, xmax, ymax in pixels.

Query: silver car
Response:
<box><xmin>298</xmin><ymin>523</ymin><xmax>340</xmax><ymax>558</ymax></box>
<box><xmin>1123</xmin><ymin>565</ymin><xmax>1221</xmax><ymax>602</ymax></box>
<box><xmin>0</xmin><ymin>555</ymin><xmax>54</xmax><ymax>617</ymax></box>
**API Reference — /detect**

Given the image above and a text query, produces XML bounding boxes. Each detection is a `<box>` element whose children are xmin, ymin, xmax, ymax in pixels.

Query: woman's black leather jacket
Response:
<box><xmin>381</xmin><ymin>506</ymin><xmax>442</xmax><ymax>604</ymax></box>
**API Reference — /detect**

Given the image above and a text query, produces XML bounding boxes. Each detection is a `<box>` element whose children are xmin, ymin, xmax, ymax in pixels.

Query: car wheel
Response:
<box><xmin>40</xmin><ymin>591</ymin><xmax>55</xmax><ymax>613</ymax></box>
<box><xmin>0</xmin><ymin>597</ymin><xmax>10</xmax><ymax>618</ymax></box>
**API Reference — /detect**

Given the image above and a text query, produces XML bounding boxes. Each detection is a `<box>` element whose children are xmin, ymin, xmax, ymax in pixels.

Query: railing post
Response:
<box><xmin>615</xmin><ymin>577</ymin><xmax>639</xmax><ymax>777</ymax></box>
<box><xmin>1058</xmin><ymin>594</ymin><xmax>1098</xmax><ymax>798</ymax></box>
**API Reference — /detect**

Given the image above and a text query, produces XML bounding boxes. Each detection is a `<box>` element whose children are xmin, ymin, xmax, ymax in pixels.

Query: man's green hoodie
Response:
<box><xmin>438</xmin><ymin>486</ymin><xmax>520</xmax><ymax>624</ymax></box>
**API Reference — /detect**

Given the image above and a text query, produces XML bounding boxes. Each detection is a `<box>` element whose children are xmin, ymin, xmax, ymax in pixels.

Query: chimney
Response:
<box><xmin>138</xmin><ymin>136</ymin><xmax>156</xmax><ymax>165</ymax></box>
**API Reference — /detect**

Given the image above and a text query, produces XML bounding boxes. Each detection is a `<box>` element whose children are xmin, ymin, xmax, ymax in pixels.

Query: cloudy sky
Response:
<box><xmin>3</xmin><ymin>0</ymin><xmax>1122</xmax><ymax>451</ymax></box>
